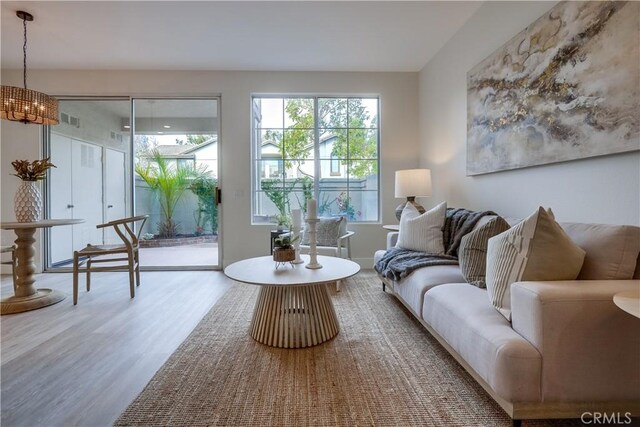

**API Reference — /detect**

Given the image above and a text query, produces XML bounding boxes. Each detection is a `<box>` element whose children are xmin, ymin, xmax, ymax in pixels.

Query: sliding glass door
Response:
<box><xmin>47</xmin><ymin>99</ymin><xmax>132</xmax><ymax>266</ymax></box>
<box><xmin>45</xmin><ymin>97</ymin><xmax>220</xmax><ymax>270</ymax></box>
<box><xmin>132</xmin><ymin>98</ymin><xmax>219</xmax><ymax>268</ymax></box>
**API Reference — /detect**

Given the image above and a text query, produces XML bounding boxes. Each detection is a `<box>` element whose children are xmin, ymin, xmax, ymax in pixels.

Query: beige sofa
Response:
<box><xmin>374</xmin><ymin>219</ymin><xmax>640</xmax><ymax>424</ymax></box>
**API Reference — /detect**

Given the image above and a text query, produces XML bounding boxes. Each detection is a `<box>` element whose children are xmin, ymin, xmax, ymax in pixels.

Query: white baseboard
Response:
<box><xmin>352</xmin><ymin>258</ymin><xmax>374</xmax><ymax>269</ymax></box>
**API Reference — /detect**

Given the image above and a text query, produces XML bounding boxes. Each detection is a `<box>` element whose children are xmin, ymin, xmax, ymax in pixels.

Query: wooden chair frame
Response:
<box><xmin>1</xmin><ymin>245</ymin><xmax>17</xmax><ymax>292</ymax></box>
<box><xmin>72</xmin><ymin>215</ymin><xmax>148</xmax><ymax>305</ymax></box>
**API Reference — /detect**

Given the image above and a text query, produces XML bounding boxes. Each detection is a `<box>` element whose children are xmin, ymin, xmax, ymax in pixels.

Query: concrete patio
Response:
<box><xmin>139</xmin><ymin>242</ymin><xmax>218</xmax><ymax>267</ymax></box>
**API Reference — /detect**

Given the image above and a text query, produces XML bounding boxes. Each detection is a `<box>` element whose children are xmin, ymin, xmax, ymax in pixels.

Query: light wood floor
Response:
<box><xmin>0</xmin><ymin>271</ymin><xmax>233</xmax><ymax>427</ymax></box>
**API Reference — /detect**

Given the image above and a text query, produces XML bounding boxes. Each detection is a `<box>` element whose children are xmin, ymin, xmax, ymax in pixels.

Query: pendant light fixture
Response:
<box><xmin>1</xmin><ymin>11</ymin><xmax>59</xmax><ymax>125</ymax></box>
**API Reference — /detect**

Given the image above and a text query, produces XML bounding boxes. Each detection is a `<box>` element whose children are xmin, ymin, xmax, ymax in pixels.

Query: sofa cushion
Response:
<box><xmin>486</xmin><ymin>207</ymin><xmax>585</xmax><ymax>321</ymax></box>
<box><xmin>459</xmin><ymin>217</ymin><xmax>510</xmax><ymax>288</ymax></box>
<box><xmin>389</xmin><ymin>265</ymin><xmax>464</xmax><ymax>317</ymax></box>
<box><xmin>422</xmin><ymin>284</ymin><xmax>542</xmax><ymax>403</ymax></box>
<box><xmin>560</xmin><ymin>222</ymin><xmax>640</xmax><ymax>280</ymax></box>
<box><xmin>396</xmin><ymin>202</ymin><xmax>446</xmax><ymax>254</ymax></box>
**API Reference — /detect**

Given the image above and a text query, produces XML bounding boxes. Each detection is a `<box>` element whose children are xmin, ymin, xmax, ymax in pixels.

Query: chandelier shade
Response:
<box><xmin>0</xmin><ymin>11</ymin><xmax>59</xmax><ymax>125</ymax></box>
<box><xmin>1</xmin><ymin>86</ymin><xmax>59</xmax><ymax>125</ymax></box>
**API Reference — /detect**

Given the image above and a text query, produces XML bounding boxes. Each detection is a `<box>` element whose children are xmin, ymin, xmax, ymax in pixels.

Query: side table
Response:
<box><xmin>1</xmin><ymin>219</ymin><xmax>85</xmax><ymax>314</ymax></box>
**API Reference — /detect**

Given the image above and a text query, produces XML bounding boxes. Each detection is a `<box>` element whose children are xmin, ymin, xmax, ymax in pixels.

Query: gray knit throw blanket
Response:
<box><xmin>374</xmin><ymin>208</ymin><xmax>496</xmax><ymax>282</ymax></box>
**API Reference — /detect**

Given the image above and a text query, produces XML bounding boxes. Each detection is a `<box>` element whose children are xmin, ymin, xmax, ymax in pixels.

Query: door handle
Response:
<box><xmin>67</xmin><ymin>204</ymin><xmax>74</xmax><ymax>208</ymax></box>
<box><xmin>107</xmin><ymin>205</ymin><xmax>114</xmax><ymax>208</ymax></box>
<box><xmin>215</xmin><ymin>187</ymin><xmax>221</xmax><ymax>206</ymax></box>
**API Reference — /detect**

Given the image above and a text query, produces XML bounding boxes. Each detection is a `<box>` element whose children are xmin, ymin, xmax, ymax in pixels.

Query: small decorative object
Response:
<box><xmin>291</xmin><ymin>209</ymin><xmax>304</xmax><ymax>264</ymax></box>
<box><xmin>394</xmin><ymin>169</ymin><xmax>432</xmax><ymax>220</ymax></box>
<box><xmin>11</xmin><ymin>158</ymin><xmax>56</xmax><ymax>222</ymax></box>
<box><xmin>273</xmin><ymin>233</ymin><xmax>298</xmax><ymax>269</ymax></box>
<box><xmin>305</xmin><ymin>217</ymin><xmax>322</xmax><ymax>270</ymax></box>
<box><xmin>467</xmin><ymin>1</ymin><xmax>639</xmax><ymax>175</ymax></box>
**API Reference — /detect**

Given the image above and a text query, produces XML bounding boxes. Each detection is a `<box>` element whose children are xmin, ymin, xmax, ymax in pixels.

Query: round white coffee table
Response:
<box><xmin>224</xmin><ymin>255</ymin><xmax>360</xmax><ymax>349</ymax></box>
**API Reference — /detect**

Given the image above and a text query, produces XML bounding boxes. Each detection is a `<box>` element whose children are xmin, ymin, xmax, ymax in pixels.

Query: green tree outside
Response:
<box><xmin>264</xmin><ymin>98</ymin><xmax>377</xmax><ymax>179</ymax></box>
<box><xmin>259</xmin><ymin>97</ymin><xmax>378</xmax><ymax>222</ymax></box>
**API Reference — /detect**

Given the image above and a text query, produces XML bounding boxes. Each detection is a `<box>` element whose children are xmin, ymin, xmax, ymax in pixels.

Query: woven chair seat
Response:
<box><xmin>78</xmin><ymin>244</ymin><xmax>128</xmax><ymax>255</ymax></box>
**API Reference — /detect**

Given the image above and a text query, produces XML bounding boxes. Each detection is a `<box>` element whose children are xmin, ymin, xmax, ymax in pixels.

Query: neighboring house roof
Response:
<box><xmin>155</xmin><ymin>145</ymin><xmax>188</xmax><ymax>156</ymax></box>
<box><xmin>320</xmin><ymin>134</ymin><xmax>336</xmax><ymax>144</ymax></box>
<box><xmin>261</xmin><ymin>141</ymin><xmax>278</xmax><ymax>148</ymax></box>
<box><xmin>153</xmin><ymin>137</ymin><xmax>217</xmax><ymax>159</ymax></box>
<box><xmin>260</xmin><ymin>134</ymin><xmax>335</xmax><ymax>151</ymax></box>
<box><xmin>181</xmin><ymin>137</ymin><xmax>217</xmax><ymax>154</ymax></box>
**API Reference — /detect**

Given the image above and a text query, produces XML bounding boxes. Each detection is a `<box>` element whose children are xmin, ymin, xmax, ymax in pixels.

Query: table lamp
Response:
<box><xmin>394</xmin><ymin>169</ymin><xmax>432</xmax><ymax>220</ymax></box>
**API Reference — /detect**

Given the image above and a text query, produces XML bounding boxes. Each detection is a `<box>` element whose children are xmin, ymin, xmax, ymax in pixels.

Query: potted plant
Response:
<box><xmin>273</xmin><ymin>233</ymin><xmax>298</xmax><ymax>263</ymax></box>
<box><xmin>135</xmin><ymin>150</ymin><xmax>209</xmax><ymax>238</ymax></box>
<box><xmin>11</xmin><ymin>158</ymin><xmax>56</xmax><ymax>222</ymax></box>
<box><xmin>275</xmin><ymin>213</ymin><xmax>290</xmax><ymax>231</ymax></box>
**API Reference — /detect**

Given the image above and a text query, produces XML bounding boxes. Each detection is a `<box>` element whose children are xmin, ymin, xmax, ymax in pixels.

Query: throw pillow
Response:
<box><xmin>396</xmin><ymin>201</ymin><xmax>446</xmax><ymax>254</ymax></box>
<box><xmin>486</xmin><ymin>207</ymin><xmax>586</xmax><ymax>321</ymax></box>
<box><xmin>301</xmin><ymin>217</ymin><xmax>345</xmax><ymax>247</ymax></box>
<box><xmin>459</xmin><ymin>216</ymin><xmax>510</xmax><ymax>288</ymax></box>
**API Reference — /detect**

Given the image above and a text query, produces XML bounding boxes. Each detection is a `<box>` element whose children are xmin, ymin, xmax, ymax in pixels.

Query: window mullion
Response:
<box><xmin>346</xmin><ymin>98</ymin><xmax>350</xmax><ymax>206</ymax></box>
<box><xmin>313</xmin><ymin>97</ymin><xmax>320</xmax><ymax>203</ymax></box>
<box><xmin>281</xmin><ymin>99</ymin><xmax>286</xmax><ymax>207</ymax></box>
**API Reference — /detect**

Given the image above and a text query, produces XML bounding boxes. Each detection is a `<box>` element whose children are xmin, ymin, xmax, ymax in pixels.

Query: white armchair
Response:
<box><xmin>300</xmin><ymin>216</ymin><xmax>355</xmax><ymax>291</ymax></box>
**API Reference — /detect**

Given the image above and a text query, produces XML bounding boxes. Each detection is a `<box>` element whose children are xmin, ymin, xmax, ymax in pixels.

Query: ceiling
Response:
<box><xmin>0</xmin><ymin>1</ymin><xmax>482</xmax><ymax>72</ymax></box>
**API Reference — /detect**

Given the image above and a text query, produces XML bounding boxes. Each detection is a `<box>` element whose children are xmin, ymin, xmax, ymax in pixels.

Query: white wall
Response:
<box><xmin>1</xmin><ymin>70</ymin><xmax>419</xmax><ymax>269</ymax></box>
<box><xmin>419</xmin><ymin>1</ymin><xmax>640</xmax><ymax>225</ymax></box>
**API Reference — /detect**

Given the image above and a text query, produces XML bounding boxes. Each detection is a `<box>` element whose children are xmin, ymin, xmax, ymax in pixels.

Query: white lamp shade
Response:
<box><xmin>394</xmin><ymin>169</ymin><xmax>432</xmax><ymax>198</ymax></box>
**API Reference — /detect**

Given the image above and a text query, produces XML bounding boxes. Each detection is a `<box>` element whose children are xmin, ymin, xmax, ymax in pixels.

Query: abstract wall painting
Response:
<box><xmin>467</xmin><ymin>1</ymin><xmax>639</xmax><ymax>175</ymax></box>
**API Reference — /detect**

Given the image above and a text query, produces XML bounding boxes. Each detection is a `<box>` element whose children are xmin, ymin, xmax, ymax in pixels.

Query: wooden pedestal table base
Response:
<box><xmin>251</xmin><ymin>283</ymin><xmax>339</xmax><ymax>348</ymax></box>
<box><xmin>224</xmin><ymin>255</ymin><xmax>360</xmax><ymax>349</ymax></box>
<box><xmin>1</xmin><ymin>219</ymin><xmax>85</xmax><ymax>315</ymax></box>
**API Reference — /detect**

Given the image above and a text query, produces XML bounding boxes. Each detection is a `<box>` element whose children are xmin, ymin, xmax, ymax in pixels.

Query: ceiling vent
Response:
<box><xmin>110</xmin><ymin>131</ymin><xmax>124</xmax><ymax>142</ymax></box>
<box><xmin>60</xmin><ymin>112</ymin><xmax>80</xmax><ymax>128</ymax></box>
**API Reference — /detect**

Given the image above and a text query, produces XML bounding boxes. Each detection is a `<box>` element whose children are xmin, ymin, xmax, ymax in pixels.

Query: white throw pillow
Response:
<box><xmin>396</xmin><ymin>202</ymin><xmax>446</xmax><ymax>254</ymax></box>
<box><xmin>485</xmin><ymin>207</ymin><xmax>586</xmax><ymax>321</ymax></box>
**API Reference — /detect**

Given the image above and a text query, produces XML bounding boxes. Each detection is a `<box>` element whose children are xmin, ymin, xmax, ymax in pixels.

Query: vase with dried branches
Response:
<box><xmin>11</xmin><ymin>158</ymin><xmax>56</xmax><ymax>222</ymax></box>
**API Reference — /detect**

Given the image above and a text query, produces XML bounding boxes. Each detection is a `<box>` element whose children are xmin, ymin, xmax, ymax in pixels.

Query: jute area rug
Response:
<box><xmin>116</xmin><ymin>271</ymin><xmax>581</xmax><ymax>427</ymax></box>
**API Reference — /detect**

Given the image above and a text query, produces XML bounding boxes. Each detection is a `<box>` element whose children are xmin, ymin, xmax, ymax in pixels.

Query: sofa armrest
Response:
<box><xmin>511</xmin><ymin>280</ymin><xmax>640</xmax><ymax>401</ymax></box>
<box><xmin>387</xmin><ymin>232</ymin><xmax>398</xmax><ymax>250</ymax></box>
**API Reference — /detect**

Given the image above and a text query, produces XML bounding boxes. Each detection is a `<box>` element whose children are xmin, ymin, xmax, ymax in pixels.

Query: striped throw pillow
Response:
<box><xmin>459</xmin><ymin>216</ymin><xmax>510</xmax><ymax>288</ymax></box>
<box><xmin>396</xmin><ymin>201</ymin><xmax>446</xmax><ymax>254</ymax></box>
<box><xmin>486</xmin><ymin>207</ymin><xmax>585</xmax><ymax>321</ymax></box>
